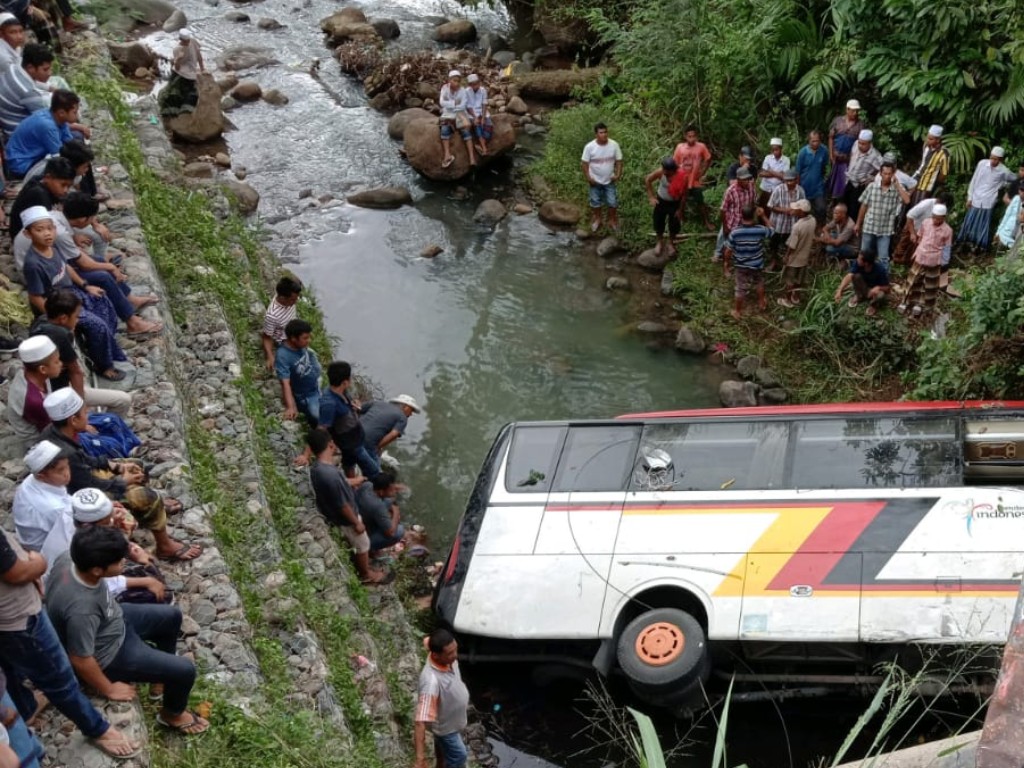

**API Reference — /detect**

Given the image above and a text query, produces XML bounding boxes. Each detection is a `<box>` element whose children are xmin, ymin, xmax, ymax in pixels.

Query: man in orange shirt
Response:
<box><xmin>672</xmin><ymin>125</ymin><xmax>713</xmax><ymax>230</ymax></box>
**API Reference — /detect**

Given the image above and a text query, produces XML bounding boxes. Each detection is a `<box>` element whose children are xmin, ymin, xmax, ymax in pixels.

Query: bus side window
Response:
<box><xmin>552</xmin><ymin>425</ymin><xmax>642</xmax><ymax>492</ymax></box>
<box><xmin>504</xmin><ymin>426</ymin><xmax>567</xmax><ymax>493</ymax></box>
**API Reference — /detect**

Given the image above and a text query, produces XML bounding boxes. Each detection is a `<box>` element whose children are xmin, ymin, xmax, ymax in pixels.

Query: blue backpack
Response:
<box><xmin>78</xmin><ymin>412</ymin><xmax>142</xmax><ymax>460</ymax></box>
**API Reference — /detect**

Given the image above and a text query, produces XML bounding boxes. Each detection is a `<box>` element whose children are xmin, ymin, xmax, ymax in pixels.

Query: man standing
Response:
<box><xmin>261</xmin><ymin>276</ymin><xmax>303</xmax><ymax>370</ymax></box>
<box><xmin>827</xmin><ymin>99</ymin><xmax>864</xmax><ymax>199</ymax></box>
<box><xmin>715</xmin><ymin>167</ymin><xmax>756</xmax><ymax>262</ymax></box>
<box><xmin>901</xmin><ymin>204</ymin><xmax>953</xmax><ymax>317</ymax></box>
<box><xmin>672</xmin><ymin>126</ymin><xmax>713</xmax><ymax>230</ymax></box>
<box><xmin>158</xmin><ymin>28</ymin><xmax>204</xmax><ymax>117</ymax></box>
<box><xmin>779</xmin><ymin>200</ymin><xmax>816</xmax><ymax>308</ymax></box>
<box><xmin>4</xmin><ymin>89</ymin><xmax>80</xmax><ymax>178</ymax></box>
<box><xmin>855</xmin><ymin>162</ymin><xmax>910</xmax><ymax>268</ymax></box>
<box><xmin>414</xmin><ymin>628</ymin><xmax>470</xmax><ymax>768</ymax></box>
<box><xmin>766</xmin><ymin>169</ymin><xmax>806</xmax><ymax>270</ymax></box>
<box><xmin>757</xmin><ymin>138</ymin><xmax>789</xmax><ymax>208</ymax></box>
<box><xmin>360</xmin><ymin>394</ymin><xmax>420</xmax><ymax>460</ymax></box>
<box><xmin>818</xmin><ymin>203</ymin><xmax>857</xmax><ymax>262</ymax></box>
<box><xmin>581</xmin><ymin>122</ymin><xmax>622</xmax><ymax>233</ymax></box>
<box><xmin>724</xmin><ymin>204</ymin><xmax>774</xmax><ymax>320</ymax></box>
<box><xmin>996</xmin><ymin>184</ymin><xmax>1024</xmax><ymax>249</ymax></box>
<box><xmin>834</xmin><ymin>250</ymin><xmax>890</xmax><ymax>317</ymax></box>
<box><xmin>795</xmin><ymin>130</ymin><xmax>829</xmax><ymax>222</ymax></box>
<box><xmin>645</xmin><ymin>157</ymin><xmax>687</xmax><ymax>258</ymax></box>
<box><xmin>843</xmin><ymin>130</ymin><xmax>882</xmax><ymax>221</ymax></box>
<box><xmin>316</xmin><ymin>361</ymin><xmax>381</xmax><ymax>480</ymax></box>
<box><xmin>911</xmin><ymin>125</ymin><xmax>949</xmax><ymax>205</ymax></box>
<box><xmin>958</xmin><ymin>147</ymin><xmax>1017</xmax><ymax>252</ymax></box>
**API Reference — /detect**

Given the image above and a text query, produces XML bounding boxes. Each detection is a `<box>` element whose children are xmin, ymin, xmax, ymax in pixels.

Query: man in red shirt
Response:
<box><xmin>4</xmin><ymin>336</ymin><xmax>62</xmax><ymax>451</ymax></box>
<box><xmin>672</xmin><ymin>125</ymin><xmax>713</xmax><ymax>230</ymax></box>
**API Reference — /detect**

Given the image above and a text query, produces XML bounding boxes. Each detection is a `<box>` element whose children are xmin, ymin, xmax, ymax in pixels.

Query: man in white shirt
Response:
<box><xmin>958</xmin><ymin>146</ymin><xmax>1017</xmax><ymax>251</ymax></box>
<box><xmin>581</xmin><ymin>122</ymin><xmax>623</xmax><ymax>233</ymax></box>
<box><xmin>0</xmin><ymin>14</ymin><xmax>24</xmax><ymax>72</ymax></box>
<box><xmin>757</xmin><ymin>137</ymin><xmax>790</xmax><ymax>208</ymax></box>
<box><xmin>843</xmin><ymin>129</ymin><xmax>882</xmax><ymax>221</ymax></box>
<box><xmin>12</xmin><ymin>440</ymin><xmax>72</xmax><ymax>553</ymax></box>
<box><xmin>463</xmin><ymin>73</ymin><xmax>491</xmax><ymax>157</ymax></box>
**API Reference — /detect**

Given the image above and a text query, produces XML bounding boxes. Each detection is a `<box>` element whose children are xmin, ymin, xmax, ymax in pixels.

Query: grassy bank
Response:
<box><xmin>74</xmin><ymin>64</ymin><xmax>415</xmax><ymax>767</ymax></box>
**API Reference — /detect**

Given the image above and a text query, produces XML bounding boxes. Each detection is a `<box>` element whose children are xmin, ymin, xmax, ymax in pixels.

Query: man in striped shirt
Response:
<box><xmin>724</xmin><ymin>205</ymin><xmax>774</xmax><ymax>320</ymax></box>
<box><xmin>261</xmin><ymin>276</ymin><xmax>303</xmax><ymax>370</ymax></box>
<box><xmin>0</xmin><ymin>43</ymin><xmax>51</xmax><ymax>137</ymax></box>
<box><xmin>911</xmin><ymin>125</ymin><xmax>949</xmax><ymax>204</ymax></box>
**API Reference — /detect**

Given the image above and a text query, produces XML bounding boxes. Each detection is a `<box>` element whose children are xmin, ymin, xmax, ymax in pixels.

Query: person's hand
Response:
<box><xmin>111</xmin><ymin>267</ymin><xmax>126</xmax><ymax>282</ymax></box>
<box><xmin>105</xmin><ymin>683</ymin><xmax>136</xmax><ymax>701</ymax></box>
<box><xmin>121</xmin><ymin>463</ymin><xmax>145</xmax><ymax>484</ymax></box>
<box><xmin>966</xmin><ymin>199</ymin><xmax>973</xmax><ymax>209</ymax></box>
<box><xmin>354</xmin><ymin>521</ymin><xmax>366</xmax><ymax>535</ymax></box>
<box><xmin>265</xmin><ymin>356</ymin><xmax>275</xmax><ymax>371</ymax></box>
<box><xmin>834</xmin><ymin>290</ymin><xmax>843</xmax><ymax>303</ymax></box>
<box><xmin>347</xmin><ymin>476</ymin><xmax>366</xmax><ymax>488</ymax></box>
<box><xmin>293</xmin><ymin>453</ymin><xmax>310</xmax><ymax>467</ymax></box>
<box><xmin>128</xmin><ymin>542</ymin><xmax>151</xmax><ymax>564</ymax></box>
<box><xmin>648</xmin><ymin>195</ymin><xmax>657</xmax><ymax>206</ymax></box>
<box><xmin>142</xmin><ymin>578</ymin><xmax>165</xmax><ymax>601</ymax></box>
<box><xmin>283</xmin><ymin>407</ymin><xmax>298</xmax><ymax>420</ymax></box>
<box><xmin>76</xmin><ymin>125</ymin><xmax>92</xmax><ymax>140</ymax></box>
<box><xmin>93</xmin><ymin>222</ymin><xmax>112</xmax><ymax>242</ymax></box>
<box><xmin>28</xmin><ymin>5</ymin><xmax>48</xmax><ymax>21</ymax></box>
<box><xmin>85</xmin><ymin>285</ymin><xmax>104</xmax><ymax>297</ymax></box>
<box><xmin>853</xmin><ymin>224</ymin><xmax>861</xmax><ymax>237</ymax></box>
<box><xmin>73</xmin><ymin>233</ymin><xmax>92</xmax><ymax>249</ymax></box>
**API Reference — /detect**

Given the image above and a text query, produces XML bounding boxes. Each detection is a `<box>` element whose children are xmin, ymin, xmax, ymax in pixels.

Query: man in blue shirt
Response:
<box><xmin>274</xmin><ymin>319</ymin><xmax>322</xmax><ymax>423</ymax></box>
<box><xmin>5</xmin><ymin>90</ymin><xmax>79</xmax><ymax>178</ymax></box>
<box><xmin>724</xmin><ymin>205</ymin><xmax>774</xmax><ymax>320</ymax></box>
<box><xmin>833</xmin><ymin>249</ymin><xmax>891</xmax><ymax>317</ymax></box>
<box><xmin>317</xmin><ymin>361</ymin><xmax>381</xmax><ymax>479</ymax></box>
<box><xmin>795</xmin><ymin>130</ymin><xmax>829</xmax><ymax>223</ymax></box>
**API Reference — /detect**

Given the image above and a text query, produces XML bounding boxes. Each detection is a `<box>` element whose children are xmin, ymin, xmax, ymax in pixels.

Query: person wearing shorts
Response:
<box><xmin>672</xmin><ymin>125</ymin><xmax>713</xmax><ymax>229</ymax></box>
<box><xmin>723</xmin><ymin>205</ymin><xmax>773</xmax><ymax>320</ymax></box>
<box><xmin>415</xmin><ymin>628</ymin><xmax>470</xmax><ymax>768</ymax></box>
<box><xmin>644</xmin><ymin>156</ymin><xmax>687</xmax><ymax>258</ymax></box>
<box><xmin>307</xmin><ymin>429</ymin><xmax>390</xmax><ymax>585</ymax></box>
<box><xmin>438</xmin><ymin>70</ymin><xmax>476</xmax><ymax>169</ymax></box>
<box><xmin>581</xmin><ymin>122</ymin><xmax>623</xmax><ymax>233</ymax></box>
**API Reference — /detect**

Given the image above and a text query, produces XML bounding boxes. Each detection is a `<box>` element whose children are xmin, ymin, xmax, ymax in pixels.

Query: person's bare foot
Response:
<box><xmin>125</xmin><ymin>317</ymin><xmax>163</xmax><ymax>336</ymax></box>
<box><xmin>26</xmin><ymin>691</ymin><xmax>48</xmax><ymax>727</ymax></box>
<box><xmin>730</xmin><ymin>309</ymin><xmax>742</xmax><ymax>321</ymax></box>
<box><xmin>128</xmin><ymin>294</ymin><xmax>160</xmax><ymax>309</ymax></box>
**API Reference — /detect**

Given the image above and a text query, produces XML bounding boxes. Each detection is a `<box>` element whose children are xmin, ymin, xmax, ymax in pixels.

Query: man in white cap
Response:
<box><xmin>901</xmin><ymin>204</ymin><xmax>953</xmax><ymax>317</ymax></box>
<box><xmin>463</xmin><ymin>73</ymin><xmax>491</xmax><ymax>157</ymax></box>
<box><xmin>12</xmin><ymin>440</ymin><xmax>72</xmax><ymax>552</ymax></box>
<box><xmin>0</xmin><ymin>14</ymin><xmax>25</xmax><ymax>71</ymax></box>
<box><xmin>158</xmin><ymin>28</ymin><xmax>204</xmax><ymax>117</ymax></box>
<box><xmin>757</xmin><ymin>137</ymin><xmax>790</xmax><ymax>209</ymax></box>
<box><xmin>827</xmin><ymin>98</ymin><xmax>865</xmax><ymax>199</ymax></box>
<box><xmin>4</xmin><ymin>335</ymin><xmax>61</xmax><ymax>449</ymax></box>
<box><xmin>911</xmin><ymin>125</ymin><xmax>949</xmax><ymax>204</ymax></box>
<box><xmin>996</xmin><ymin>182</ymin><xmax>1024</xmax><ymax>250</ymax></box>
<box><xmin>957</xmin><ymin>146</ymin><xmax>1017</xmax><ymax>251</ymax></box>
<box><xmin>778</xmin><ymin>199</ymin><xmax>815</xmax><ymax>308</ymax></box>
<box><xmin>843</xmin><ymin>128</ymin><xmax>881</xmax><ymax>221</ymax></box>
<box><xmin>360</xmin><ymin>394</ymin><xmax>421</xmax><ymax>460</ymax></box>
<box><xmin>438</xmin><ymin>70</ymin><xmax>476</xmax><ymax>169</ymax></box>
<box><xmin>765</xmin><ymin>168</ymin><xmax>805</xmax><ymax>270</ymax></box>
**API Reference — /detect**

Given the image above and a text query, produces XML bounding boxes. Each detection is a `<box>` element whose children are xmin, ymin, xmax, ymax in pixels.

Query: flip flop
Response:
<box><xmin>90</xmin><ymin>732</ymin><xmax>142</xmax><ymax>759</ymax></box>
<box><xmin>98</xmin><ymin>368</ymin><xmax>127</xmax><ymax>382</ymax></box>
<box><xmin>441</xmin><ymin>157</ymin><xmax>454</xmax><ymax>168</ymax></box>
<box><xmin>158</xmin><ymin>543</ymin><xmax>203</xmax><ymax>562</ymax></box>
<box><xmin>156</xmin><ymin>710</ymin><xmax>210</xmax><ymax>736</ymax></box>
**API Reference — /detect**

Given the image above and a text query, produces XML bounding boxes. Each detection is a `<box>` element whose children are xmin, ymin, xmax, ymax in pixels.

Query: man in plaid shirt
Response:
<box><xmin>715</xmin><ymin>166</ymin><xmax>757</xmax><ymax>262</ymax></box>
<box><xmin>855</xmin><ymin>162</ymin><xmax>910</xmax><ymax>268</ymax></box>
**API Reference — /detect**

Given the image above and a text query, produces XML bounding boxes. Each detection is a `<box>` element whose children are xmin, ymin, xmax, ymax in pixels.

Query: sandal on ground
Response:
<box><xmin>847</xmin><ymin>296</ymin><xmax>860</xmax><ymax>308</ymax></box>
<box><xmin>149</xmin><ymin>684</ymin><xmax>165</xmax><ymax>701</ymax></box>
<box><xmin>126</xmin><ymin>322</ymin><xmax>164</xmax><ymax>338</ymax></box>
<box><xmin>158</xmin><ymin>543</ymin><xmax>203</xmax><ymax>562</ymax></box>
<box><xmin>98</xmin><ymin>368</ymin><xmax>126</xmax><ymax>382</ymax></box>
<box><xmin>90</xmin><ymin>731</ymin><xmax>141</xmax><ymax>759</ymax></box>
<box><xmin>441</xmin><ymin>156</ymin><xmax>454</xmax><ymax>168</ymax></box>
<box><xmin>865</xmin><ymin>306</ymin><xmax>878</xmax><ymax>317</ymax></box>
<box><xmin>156</xmin><ymin>710</ymin><xmax>210</xmax><ymax>736</ymax></box>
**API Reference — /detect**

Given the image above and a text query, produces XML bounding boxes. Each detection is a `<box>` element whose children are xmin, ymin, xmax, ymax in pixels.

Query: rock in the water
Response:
<box><xmin>433</xmin><ymin>19</ymin><xmax>476</xmax><ymax>43</ymax></box>
<box><xmin>513</xmin><ymin>202</ymin><xmax>532</xmax><ymax>215</ymax></box>
<box><xmin>221</xmin><ymin>95</ymin><xmax>240</xmax><ymax>111</ymax></box>
<box><xmin>332</xmin><ymin>6</ymin><xmax>367</xmax><ymax>23</ymax></box>
<box><xmin>754</xmin><ymin>367</ymin><xmax>782</xmax><ymax>388</ymax></box>
<box><xmin>420</xmin><ymin>244</ymin><xmax>443</xmax><ymax>259</ymax></box>
<box><xmin>506</xmin><ymin>95</ymin><xmax>528</xmax><ymax>115</ymax></box>
<box><xmin>674</xmin><ymin>325</ymin><xmax>705</xmax><ymax>354</ymax></box>
<box><xmin>606</xmin><ymin>276</ymin><xmax>630</xmax><ymax>291</ymax></box>
<box><xmin>387</xmin><ymin>107</ymin><xmax>434</xmax><ymax>140</ymax></box>
<box><xmin>514</xmin><ymin>68</ymin><xmax>606</xmax><ymax>100</ymax></box>
<box><xmin>636</xmin><ymin>248</ymin><xmax>671</xmax><ymax>271</ymax></box>
<box><xmin>736</xmin><ymin>355</ymin><xmax>762</xmax><ymax>379</ymax></box>
<box><xmin>216</xmin><ymin>74</ymin><xmax>239</xmax><ymax>93</ymax></box>
<box><xmin>231</xmin><ymin>80</ymin><xmax>262</xmax><ymax>102</ymax></box>
<box><xmin>108</xmin><ymin>41</ymin><xmax>157</xmax><ymax>73</ymax></box>
<box><xmin>372</xmin><ymin>18</ymin><xmax>400</xmax><ymax>38</ymax></box>
<box><xmin>134</xmin><ymin>66</ymin><xmax>152</xmax><ymax>79</ymax></box>
<box><xmin>367</xmin><ymin>93</ymin><xmax>391</xmax><ymax>111</ymax></box>
<box><xmin>165</xmin><ymin>73</ymin><xmax>225</xmax><ymax>143</ymax></box>
<box><xmin>473</xmin><ymin>199</ymin><xmax>506</xmax><ymax>225</ymax></box>
<box><xmin>234</xmin><ymin>165</ymin><xmax>247</xmax><ymax>180</ymax></box>
<box><xmin>226</xmin><ymin>180</ymin><xmax>260</xmax><ymax>214</ymax></box>
<box><xmin>347</xmin><ymin>187</ymin><xmax>413</xmax><ymax>209</ymax></box>
<box><xmin>660</xmin><ymin>269</ymin><xmax>676</xmax><ymax>296</ymax></box>
<box><xmin>214</xmin><ymin>152</ymin><xmax>231</xmax><ymax>167</ymax></box>
<box><xmin>403</xmin><ymin>113</ymin><xmax>516</xmax><ymax>181</ymax></box>
<box><xmin>636</xmin><ymin>321</ymin><xmax>669</xmax><ymax>334</ymax></box>
<box><xmin>257</xmin><ymin>17</ymin><xmax>283</xmax><ymax>29</ymax></box>
<box><xmin>217</xmin><ymin>45</ymin><xmax>278</xmax><ymax>71</ymax></box>
<box><xmin>262</xmin><ymin>88</ymin><xmax>289</xmax><ymax>105</ymax></box>
<box><xmin>538</xmin><ymin>200</ymin><xmax>581</xmax><ymax>226</ymax></box>
<box><xmin>224</xmin><ymin>10</ymin><xmax>248</xmax><ymax>21</ymax></box>
<box><xmin>760</xmin><ymin>387</ymin><xmax>789</xmax><ymax>405</ymax></box>
<box><xmin>596</xmin><ymin>237</ymin><xmax>623</xmax><ymax>258</ymax></box>
<box><xmin>183</xmin><ymin>162</ymin><xmax>214</xmax><ymax>178</ymax></box>
<box><xmin>491</xmin><ymin>50</ymin><xmax>516</xmax><ymax>67</ymax></box>
<box><xmin>320</xmin><ymin>10</ymin><xmax>380</xmax><ymax>43</ymax></box>
<box><xmin>162</xmin><ymin>8</ymin><xmax>187</xmax><ymax>32</ymax></box>
<box><xmin>720</xmin><ymin>380</ymin><xmax>759</xmax><ymax>408</ymax></box>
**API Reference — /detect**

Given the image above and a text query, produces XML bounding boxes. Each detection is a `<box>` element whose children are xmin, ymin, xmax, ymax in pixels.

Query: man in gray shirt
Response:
<box><xmin>414</xmin><ymin>628</ymin><xmax>470</xmax><ymax>768</ymax></box>
<box><xmin>360</xmin><ymin>395</ymin><xmax>421</xmax><ymax>459</ymax></box>
<box><xmin>355</xmin><ymin>471</ymin><xmax>405</xmax><ymax>553</ymax></box>
<box><xmin>45</xmin><ymin>526</ymin><xmax>209</xmax><ymax>735</ymax></box>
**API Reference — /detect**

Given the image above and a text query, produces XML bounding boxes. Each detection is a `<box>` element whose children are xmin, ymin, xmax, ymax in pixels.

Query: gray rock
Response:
<box><xmin>191</xmin><ymin>599</ymin><xmax>217</xmax><ymax>625</ymax></box>
<box><xmin>215</xmin><ymin>73</ymin><xmax>239</xmax><ymax>93</ymax></box>
<box><xmin>257</xmin><ymin>17</ymin><xmax>283</xmax><ymax>30</ymax></box>
<box><xmin>347</xmin><ymin>187</ymin><xmax>412</xmax><ymax>209</ymax></box>
<box><xmin>473</xmin><ymin>199</ymin><xmax>506</xmax><ymax>225</ymax></box>
<box><xmin>108</xmin><ymin>41</ymin><xmax>156</xmax><ymax>72</ymax></box>
<box><xmin>523</xmin><ymin>123</ymin><xmax>546</xmax><ymax>136</ymax></box>
<box><xmin>367</xmin><ymin>93</ymin><xmax>392</xmax><ymax>111</ymax></box>
<box><xmin>490</xmin><ymin>50</ymin><xmax>516</xmax><ymax>67</ymax></box>
<box><xmin>134</xmin><ymin>66</ymin><xmax>152</xmax><ymax>79</ymax></box>
<box><xmin>420</xmin><ymin>244</ymin><xmax>443</xmax><ymax>259</ymax></box>
<box><xmin>596</xmin><ymin>237</ymin><xmax>623</xmax><ymax>258</ymax></box>
<box><xmin>231</xmin><ymin>80</ymin><xmax>262</xmax><ymax>102</ymax></box>
<box><xmin>262</xmin><ymin>88</ymin><xmax>289</xmax><ymax>105</ymax></box>
<box><xmin>636</xmin><ymin>248</ymin><xmax>671</xmax><ymax>271</ymax></box>
<box><xmin>214</xmin><ymin>152</ymin><xmax>231</xmax><ymax>167</ymax></box>
<box><xmin>736</xmin><ymin>355</ymin><xmax>762</xmax><ymax>378</ymax></box>
<box><xmin>433</xmin><ymin>19</ymin><xmax>476</xmax><ymax>44</ymax></box>
<box><xmin>387</xmin><ymin>107</ymin><xmax>434</xmax><ymax>140</ymax></box>
<box><xmin>636</xmin><ymin>321</ymin><xmax>669</xmax><ymax>334</ymax></box>
<box><xmin>605</xmin><ymin>276</ymin><xmax>629</xmax><ymax>291</ymax></box>
<box><xmin>224</xmin><ymin>10</ymin><xmax>249</xmax><ymax>21</ymax></box>
<box><xmin>513</xmin><ymin>203</ymin><xmax>532</xmax><ymax>215</ymax></box>
<box><xmin>660</xmin><ymin>269</ymin><xmax>675</xmax><ymax>296</ymax></box>
<box><xmin>719</xmin><ymin>380</ymin><xmax>760</xmax><ymax>408</ymax></box>
<box><xmin>506</xmin><ymin>95</ymin><xmax>528</xmax><ymax>115</ymax></box>
<box><xmin>321</xmin><ymin>18</ymin><xmax>380</xmax><ymax>44</ymax></box>
<box><xmin>216</xmin><ymin>45</ymin><xmax>278</xmax><ymax>71</ymax></box>
<box><xmin>221</xmin><ymin>95</ymin><xmax>240</xmax><ymax>111</ymax></box>
<box><xmin>754</xmin><ymin>367</ymin><xmax>782</xmax><ymax>388</ymax></box>
<box><xmin>161</xmin><ymin>8</ymin><xmax>187</xmax><ymax>32</ymax></box>
<box><xmin>538</xmin><ymin>200</ymin><xmax>581</xmax><ymax>225</ymax></box>
<box><xmin>371</xmin><ymin>18</ymin><xmax>400</xmax><ymax>39</ymax></box>
<box><xmin>225</xmin><ymin>180</ymin><xmax>260</xmax><ymax>214</ymax></box>
<box><xmin>106</xmin><ymin>0</ymin><xmax>177</xmax><ymax>27</ymax></box>
<box><xmin>183</xmin><ymin>161</ymin><xmax>214</xmax><ymax>178</ymax></box>
<box><xmin>674</xmin><ymin>325</ymin><xmax>706</xmax><ymax>354</ymax></box>
<box><xmin>760</xmin><ymin>387</ymin><xmax>789</xmax><ymax>404</ymax></box>
<box><xmin>480</xmin><ymin>32</ymin><xmax>509</xmax><ymax>51</ymax></box>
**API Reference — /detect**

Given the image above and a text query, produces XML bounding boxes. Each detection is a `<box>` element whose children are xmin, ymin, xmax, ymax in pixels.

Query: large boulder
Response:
<box><xmin>473</xmin><ymin>199</ymin><xmax>506</xmax><ymax>225</ymax></box>
<box><xmin>596</xmin><ymin>237</ymin><xmax>623</xmax><ymax>258</ymax></box>
<box><xmin>636</xmin><ymin>248</ymin><xmax>671</xmax><ymax>271</ymax></box>
<box><xmin>513</xmin><ymin>68</ymin><xmax>606</xmax><ymax>100</ymax></box>
<box><xmin>225</xmin><ymin>180</ymin><xmax>260</xmax><ymax>214</ymax></box>
<box><xmin>106</xmin><ymin>0</ymin><xmax>176</xmax><ymax>26</ymax></box>
<box><xmin>506</xmin><ymin>96</ymin><xmax>528</xmax><ymax>115</ymax></box>
<box><xmin>230</xmin><ymin>80</ymin><xmax>262</xmax><ymax>102</ymax></box>
<box><xmin>216</xmin><ymin>45</ymin><xmax>278</xmax><ymax>71</ymax></box>
<box><xmin>403</xmin><ymin>113</ymin><xmax>517</xmax><ymax>181</ymax></box>
<box><xmin>674</xmin><ymin>325</ymin><xmax>706</xmax><ymax>354</ymax></box>
<box><xmin>347</xmin><ymin>187</ymin><xmax>412</xmax><ymax>209</ymax></box>
<box><xmin>387</xmin><ymin>107</ymin><xmax>434</xmax><ymax>140</ymax></box>
<box><xmin>372</xmin><ymin>18</ymin><xmax>400</xmax><ymax>39</ymax></box>
<box><xmin>108</xmin><ymin>42</ymin><xmax>156</xmax><ymax>74</ymax></box>
<box><xmin>164</xmin><ymin>73</ymin><xmax>224</xmax><ymax>143</ymax></box>
<box><xmin>433</xmin><ymin>19</ymin><xmax>476</xmax><ymax>44</ymax></box>
<box><xmin>538</xmin><ymin>200</ymin><xmax>581</xmax><ymax>225</ymax></box>
<box><xmin>320</xmin><ymin>10</ymin><xmax>380</xmax><ymax>43</ymax></box>
<box><xmin>162</xmin><ymin>8</ymin><xmax>187</xmax><ymax>32</ymax></box>
<box><xmin>719</xmin><ymin>380</ymin><xmax>759</xmax><ymax>408</ymax></box>
<box><xmin>533</xmin><ymin>1</ymin><xmax>593</xmax><ymax>53</ymax></box>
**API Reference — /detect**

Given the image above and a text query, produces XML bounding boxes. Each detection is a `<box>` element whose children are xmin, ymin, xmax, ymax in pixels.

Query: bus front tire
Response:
<box><xmin>616</xmin><ymin>607</ymin><xmax>710</xmax><ymax>697</ymax></box>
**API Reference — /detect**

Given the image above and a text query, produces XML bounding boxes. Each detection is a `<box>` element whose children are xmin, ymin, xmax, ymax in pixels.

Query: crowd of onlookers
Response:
<box><xmin>579</xmin><ymin>99</ymin><xmax>1024</xmax><ymax>321</ymax></box>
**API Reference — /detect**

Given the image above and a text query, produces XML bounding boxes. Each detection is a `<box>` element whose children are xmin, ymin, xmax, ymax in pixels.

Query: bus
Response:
<box><xmin>434</xmin><ymin>401</ymin><xmax>1024</xmax><ymax>706</ymax></box>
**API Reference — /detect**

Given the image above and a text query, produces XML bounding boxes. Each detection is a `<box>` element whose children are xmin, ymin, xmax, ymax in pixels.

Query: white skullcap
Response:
<box><xmin>932</xmin><ymin>204</ymin><xmax>948</xmax><ymax>216</ymax></box>
<box><xmin>769</xmin><ymin>137</ymin><xmax>783</xmax><ymax>146</ymax></box>
<box><xmin>448</xmin><ymin>69</ymin><xmax>461</xmax><ymax>79</ymax></box>
<box><xmin>0</xmin><ymin>12</ymin><xmax>20</xmax><ymax>26</ymax></box>
<box><xmin>928</xmin><ymin>125</ymin><xmax>943</xmax><ymax>138</ymax></box>
<box><xmin>991</xmin><ymin>146</ymin><xmax>1006</xmax><ymax>158</ymax></box>
<box><xmin>846</xmin><ymin>99</ymin><xmax>861</xmax><ymax>110</ymax></box>
<box><xmin>18</xmin><ymin>335</ymin><xmax>56</xmax><ymax>364</ymax></box>
<box><xmin>43</xmin><ymin>387</ymin><xmax>84</xmax><ymax>421</ymax></box>
<box><xmin>20</xmin><ymin>206</ymin><xmax>52</xmax><ymax>229</ymax></box>
<box><xmin>858</xmin><ymin>130</ymin><xmax>873</xmax><ymax>142</ymax></box>
<box><xmin>24</xmin><ymin>441</ymin><xmax>63</xmax><ymax>474</ymax></box>
<box><xmin>71</xmin><ymin>488</ymin><xmax>114</xmax><ymax>523</ymax></box>
<box><xmin>179</xmin><ymin>28</ymin><xmax>192</xmax><ymax>39</ymax></box>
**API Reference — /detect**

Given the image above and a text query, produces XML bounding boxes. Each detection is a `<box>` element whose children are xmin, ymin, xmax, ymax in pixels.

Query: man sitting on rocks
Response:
<box><xmin>40</xmin><ymin>388</ymin><xmax>201</xmax><ymax>562</ymax></box>
<box><xmin>12</xmin><ymin>440</ymin><xmax>74</xmax><ymax>555</ymax></box>
<box><xmin>361</xmin><ymin>394</ymin><xmax>420</xmax><ymax>461</ymax></box>
<box><xmin>307</xmin><ymin>429</ymin><xmax>390</xmax><ymax>585</ymax></box>
<box><xmin>318</xmin><ymin>361</ymin><xmax>380</xmax><ymax>479</ymax></box>
<box><xmin>356</xmin><ymin>470</ymin><xmax>405</xmax><ymax>555</ymax></box>
<box><xmin>833</xmin><ymin>249</ymin><xmax>891</xmax><ymax>317</ymax></box>
<box><xmin>261</xmin><ymin>275</ymin><xmax>303</xmax><ymax>371</ymax></box>
<box><xmin>819</xmin><ymin>202</ymin><xmax>857</xmax><ymax>262</ymax></box>
<box><xmin>4</xmin><ymin>335</ymin><xmax>61</xmax><ymax>451</ymax></box>
<box><xmin>0</xmin><ymin>14</ymin><xmax>24</xmax><ymax>72</ymax></box>
<box><xmin>10</xmin><ymin>155</ymin><xmax>73</xmax><ymax>241</ymax></box>
<box><xmin>276</xmin><ymin>318</ymin><xmax>322</xmax><ymax>423</ymax></box>
<box><xmin>45</xmin><ymin>526</ymin><xmax>209</xmax><ymax>735</ymax></box>
<box><xmin>4</xmin><ymin>89</ymin><xmax>84</xmax><ymax>179</ymax></box>
<box><xmin>438</xmin><ymin>70</ymin><xmax>475</xmax><ymax>169</ymax></box>
<box><xmin>0</xmin><ymin>42</ymin><xmax>52</xmax><ymax>137</ymax></box>
<box><xmin>464</xmin><ymin>73</ymin><xmax>491</xmax><ymax>157</ymax></box>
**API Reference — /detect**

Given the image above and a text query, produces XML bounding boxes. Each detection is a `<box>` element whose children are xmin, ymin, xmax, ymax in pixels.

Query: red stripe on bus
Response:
<box><xmin>617</xmin><ymin>400</ymin><xmax>1024</xmax><ymax>420</ymax></box>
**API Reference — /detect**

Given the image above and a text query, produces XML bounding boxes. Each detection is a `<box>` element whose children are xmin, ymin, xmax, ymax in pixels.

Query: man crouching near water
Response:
<box><xmin>415</xmin><ymin>628</ymin><xmax>470</xmax><ymax>768</ymax></box>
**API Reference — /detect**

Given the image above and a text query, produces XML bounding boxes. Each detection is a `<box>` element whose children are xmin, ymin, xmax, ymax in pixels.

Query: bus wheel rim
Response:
<box><xmin>635</xmin><ymin>621</ymin><xmax>685</xmax><ymax>666</ymax></box>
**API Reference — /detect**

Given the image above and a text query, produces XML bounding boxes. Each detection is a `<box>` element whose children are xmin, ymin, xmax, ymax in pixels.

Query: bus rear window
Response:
<box><xmin>504</xmin><ymin>426</ymin><xmax>567</xmax><ymax>493</ymax></box>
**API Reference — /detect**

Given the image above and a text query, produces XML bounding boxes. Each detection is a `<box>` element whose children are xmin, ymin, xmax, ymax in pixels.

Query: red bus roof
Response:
<box><xmin>618</xmin><ymin>401</ymin><xmax>1024</xmax><ymax>420</ymax></box>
